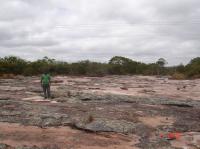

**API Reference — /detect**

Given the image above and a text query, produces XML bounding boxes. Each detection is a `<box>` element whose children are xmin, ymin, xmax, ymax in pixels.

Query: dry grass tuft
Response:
<box><xmin>170</xmin><ymin>73</ymin><xmax>186</xmax><ymax>80</ymax></box>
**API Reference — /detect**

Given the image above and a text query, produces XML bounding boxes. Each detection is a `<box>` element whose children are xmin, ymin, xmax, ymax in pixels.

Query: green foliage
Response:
<box><xmin>0</xmin><ymin>55</ymin><xmax>199</xmax><ymax>79</ymax></box>
<box><xmin>176</xmin><ymin>64</ymin><xmax>185</xmax><ymax>73</ymax></box>
<box><xmin>70</xmin><ymin>60</ymin><xmax>108</xmax><ymax>76</ymax></box>
<box><xmin>144</xmin><ymin>63</ymin><xmax>159</xmax><ymax>75</ymax></box>
<box><xmin>109</xmin><ymin>56</ymin><xmax>138</xmax><ymax>74</ymax></box>
<box><xmin>156</xmin><ymin>58</ymin><xmax>168</xmax><ymax>75</ymax></box>
<box><xmin>0</xmin><ymin>56</ymin><xmax>27</xmax><ymax>74</ymax></box>
<box><xmin>185</xmin><ymin>57</ymin><xmax>200</xmax><ymax>78</ymax></box>
<box><xmin>52</xmin><ymin>61</ymin><xmax>70</xmax><ymax>75</ymax></box>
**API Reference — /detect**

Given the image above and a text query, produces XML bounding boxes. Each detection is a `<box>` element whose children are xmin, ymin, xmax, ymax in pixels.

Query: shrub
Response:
<box><xmin>170</xmin><ymin>72</ymin><xmax>186</xmax><ymax>80</ymax></box>
<box><xmin>0</xmin><ymin>73</ymin><xmax>15</xmax><ymax>79</ymax></box>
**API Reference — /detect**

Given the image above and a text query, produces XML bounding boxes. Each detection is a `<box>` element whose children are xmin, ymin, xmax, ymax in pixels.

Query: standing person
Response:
<box><xmin>41</xmin><ymin>72</ymin><xmax>51</xmax><ymax>99</ymax></box>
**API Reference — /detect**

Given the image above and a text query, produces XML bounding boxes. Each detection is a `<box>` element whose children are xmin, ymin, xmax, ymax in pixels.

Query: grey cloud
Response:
<box><xmin>0</xmin><ymin>0</ymin><xmax>199</xmax><ymax>65</ymax></box>
<box><xmin>0</xmin><ymin>38</ymin><xmax>59</xmax><ymax>48</ymax></box>
<box><xmin>0</xmin><ymin>1</ymin><xmax>38</xmax><ymax>21</ymax></box>
<box><xmin>152</xmin><ymin>0</ymin><xmax>200</xmax><ymax>19</ymax></box>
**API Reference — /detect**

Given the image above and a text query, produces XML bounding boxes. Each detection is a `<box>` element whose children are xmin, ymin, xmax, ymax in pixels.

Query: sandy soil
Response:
<box><xmin>0</xmin><ymin>122</ymin><xmax>139</xmax><ymax>149</ymax></box>
<box><xmin>138</xmin><ymin>116</ymin><xmax>174</xmax><ymax>128</ymax></box>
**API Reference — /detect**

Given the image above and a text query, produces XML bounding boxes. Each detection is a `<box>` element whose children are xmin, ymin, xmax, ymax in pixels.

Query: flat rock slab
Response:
<box><xmin>22</xmin><ymin>96</ymin><xmax>50</xmax><ymax>102</ymax></box>
<box><xmin>22</xmin><ymin>96</ymin><xmax>58</xmax><ymax>104</ymax></box>
<box><xmin>75</xmin><ymin>119</ymin><xmax>138</xmax><ymax>133</ymax></box>
<box><xmin>0</xmin><ymin>86</ymin><xmax>25</xmax><ymax>91</ymax></box>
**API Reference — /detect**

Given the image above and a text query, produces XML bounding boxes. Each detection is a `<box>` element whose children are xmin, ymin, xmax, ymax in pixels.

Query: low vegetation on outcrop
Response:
<box><xmin>0</xmin><ymin>56</ymin><xmax>200</xmax><ymax>79</ymax></box>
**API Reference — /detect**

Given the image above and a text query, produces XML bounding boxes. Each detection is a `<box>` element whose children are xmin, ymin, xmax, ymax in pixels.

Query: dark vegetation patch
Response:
<box><xmin>0</xmin><ymin>56</ymin><xmax>199</xmax><ymax>78</ymax></box>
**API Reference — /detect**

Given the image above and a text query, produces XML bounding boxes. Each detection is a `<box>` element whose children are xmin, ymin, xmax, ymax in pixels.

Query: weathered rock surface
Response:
<box><xmin>75</xmin><ymin>118</ymin><xmax>138</xmax><ymax>133</ymax></box>
<box><xmin>0</xmin><ymin>76</ymin><xmax>200</xmax><ymax>149</ymax></box>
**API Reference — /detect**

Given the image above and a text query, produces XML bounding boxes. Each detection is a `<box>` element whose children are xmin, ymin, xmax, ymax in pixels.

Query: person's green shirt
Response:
<box><xmin>41</xmin><ymin>74</ymin><xmax>51</xmax><ymax>85</ymax></box>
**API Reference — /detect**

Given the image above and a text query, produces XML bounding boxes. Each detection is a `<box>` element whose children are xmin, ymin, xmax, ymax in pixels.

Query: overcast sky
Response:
<box><xmin>0</xmin><ymin>0</ymin><xmax>200</xmax><ymax>65</ymax></box>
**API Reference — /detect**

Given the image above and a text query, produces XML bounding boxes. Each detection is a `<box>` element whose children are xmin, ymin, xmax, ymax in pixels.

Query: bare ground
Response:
<box><xmin>0</xmin><ymin>75</ymin><xmax>200</xmax><ymax>149</ymax></box>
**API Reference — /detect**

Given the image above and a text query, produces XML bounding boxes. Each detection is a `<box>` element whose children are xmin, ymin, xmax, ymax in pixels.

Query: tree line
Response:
<box><xmin>0</xmin><ymin>56</ymin><xmax>199</xmax><ymax>79</ymax></box>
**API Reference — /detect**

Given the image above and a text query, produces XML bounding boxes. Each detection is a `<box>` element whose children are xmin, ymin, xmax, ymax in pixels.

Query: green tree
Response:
<box><xmin>185</xmin><ymin>57</ymin><xmax>200</xmax><ymax>78</ymax></box>
<box><xmin>0</xmin><ymin>56</ymin><xmax>27</xmax><ymax>74</ymax></box>
<box><xmin>109</xmin><ymin>56</ymin><xmax>138</xmax><ymax>74</ymax></box>
<box><xmin>156</xmin><ymin>58</ymin><xmax>167</xmax><ymax>75</ymax></box>
<box><xmin>156</xmin><ymin>58</ymin><xmax>167</xmax><ymax>67</ymax></box>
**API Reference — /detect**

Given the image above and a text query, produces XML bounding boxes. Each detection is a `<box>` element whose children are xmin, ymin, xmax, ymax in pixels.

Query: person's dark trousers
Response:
<box><xmin>42</xmin><ymin>84</ymin><xmax>51</xmax><ymax>99</ymax></box>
